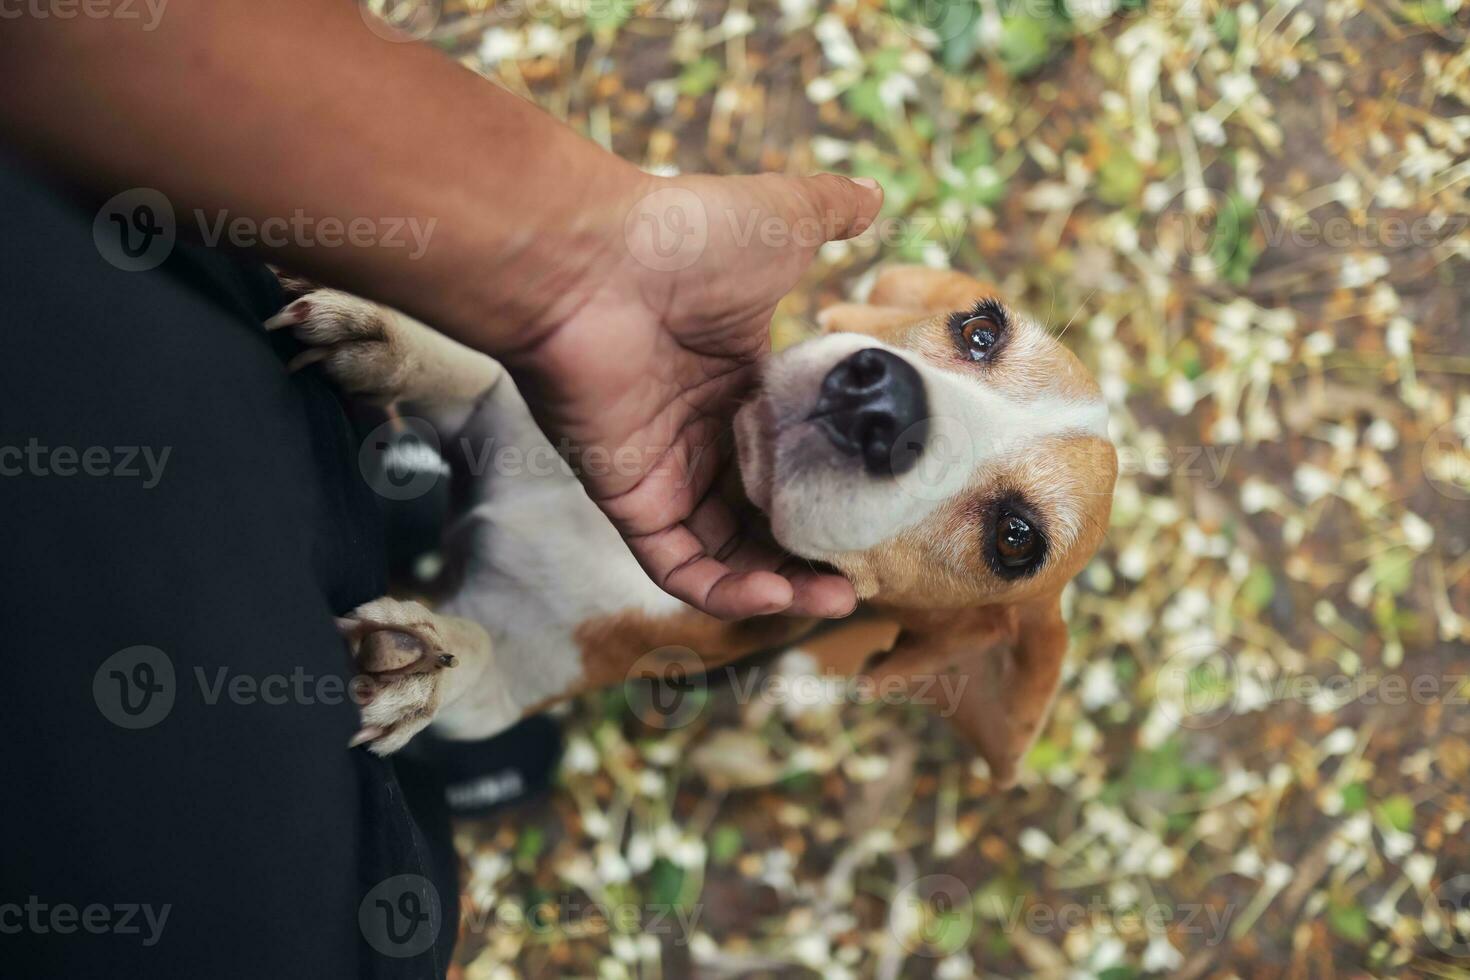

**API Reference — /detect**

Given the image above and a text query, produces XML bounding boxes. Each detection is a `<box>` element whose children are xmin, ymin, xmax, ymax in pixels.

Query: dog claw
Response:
<box><xmin>349</xmin><ymin>726</ymin><xmax>385</xmax><ymax>749</ymax></box>
<box><xmin>264</xmin><ymin>300</ymin><xmax>312</xmax><ymax>331</ymax></box>
<box><xmin>286</xmin><ymin>347</ymin><xmax>331</xmax><ymax>373</ymax></box>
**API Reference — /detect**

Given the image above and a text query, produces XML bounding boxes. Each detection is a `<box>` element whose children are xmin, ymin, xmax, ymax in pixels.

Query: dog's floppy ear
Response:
<box><xmin>859</xmin><ymin>598</ymin><xmax>1068</xmax><ymax>789</ymax></box>
<box><xmin>943</xmin><ymin>597</ymin><xmax>1069</xmax><ymax>789</ymax></box>
<box><xmin>866</xmin><ymin>265</ymin><xmax>1000</xmax><ymax>314</ymax></box>
<box><xmin>815</xmin><ymin>303</ymin><xmax>919</xmax><ymax>338</ymax></box>
<box><xmin>783</xmin><ymin>596</ymin><xmax>1071</xmax><ymax>790</ymax></box>
<box><xmin>815</xmin><ymin>265</ymin><xmax>1001</xmax><ymax>339</ymax></box>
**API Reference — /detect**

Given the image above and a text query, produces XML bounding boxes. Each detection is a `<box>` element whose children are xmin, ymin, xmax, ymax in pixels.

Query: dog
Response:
<box><xmin>267</xmin><ymin>266</ymin><xmax>1117</xmax><ymax>788</ymax></box>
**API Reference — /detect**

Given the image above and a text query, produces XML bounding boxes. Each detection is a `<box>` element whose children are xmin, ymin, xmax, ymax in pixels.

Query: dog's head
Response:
<box><xmin>734</xmin><ymin>266</ymin><xmax>1117</xmax><ymax>785</ymax></box>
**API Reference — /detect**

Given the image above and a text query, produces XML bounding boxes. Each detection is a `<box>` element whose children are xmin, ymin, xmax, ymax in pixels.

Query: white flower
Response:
<box><xmin>1402</xmin><ymin>512</ymin><xmax>1435</xmax><ymax>550</ymax></box>
<box><xmin>1321</xmin><ymin>727</ymin><xmax>1356</xmax><ymax>756</ymax></box>
<box><xmin>563</xmin><ymin>736</ymin><xmax>599</xmax><ymax>774</ymax></box>
<box><xmin>1142</xmin><ymin>936</ymin><xmax>1183</xmax><ymax>972</ymax></box>
<box><xmin>478</xmin><ymin>28</ymin><xmax>520</xmax><ymax>66</ymax></box>
<box><xmin>1080</xmin><ymin>660</ymin><xmax>1121</xmax><ymax>710</ymax></box>
<box><xmin>1018</xmin><ymin>828</ymin><xmax>1053</xmax><ymax>859</ymax></box>
<box><xmin>626</xmin><ymin>834</ymin><xmax>654</xmax><ymax>874</ymax></box>
<box><xmin>720</xmin><ymin>9</ymin><xmax>755</xmax><ymax>35</ymax></box>
<box><xmin>1404</xmin><ymin>853</ymin><xmax>1436</xmax><ymax>890</ymax></box>
<box><xmin>1294</xmin><ymin>465</ymin><xmax>1334</xmax><ymax>503</ymax></box>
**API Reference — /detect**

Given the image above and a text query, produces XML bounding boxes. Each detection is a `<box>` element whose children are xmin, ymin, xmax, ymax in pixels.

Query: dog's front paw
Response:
<box><xmin>265</xmin><ymin>290</ymin><xmax>415</xmax><ymax>402</ymax></box>
<box><xmin>338</xmin><ymin>598</ymin><xmax>458</xmax><ymax>755</ymax></box>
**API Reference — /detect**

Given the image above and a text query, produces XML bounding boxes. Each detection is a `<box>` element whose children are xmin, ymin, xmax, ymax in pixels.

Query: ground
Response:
<box><xmin>371</xmin><ymin>0</ymin><xmax>1470</xmax><ymax>975</ymax></box>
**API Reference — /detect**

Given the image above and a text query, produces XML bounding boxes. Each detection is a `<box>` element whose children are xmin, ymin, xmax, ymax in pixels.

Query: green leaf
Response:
<box><xmin>1198</xmin><ymin>191</ymin><xmax>1262</xmax><ymax>286</ymax></box>
<box><xmin>1213</xmin><ymin>8</ymin><xmax>1239</xmax><ymax>47</ymax></box>
<box><xmin>1402</xmin><ymin>0</ymin><xmax>1454</xmax><ymax>24</ymax></box>
<box><xmin>648</xmin><ymin>857</ymin><xmax>686</xmax><ymax>908</ymax></box>
<box><xmin>1341</xmin><ymin>782</ymin><xmax>1368</xmax><ymax>814</ymax></box>
<box><xmin>1187</xmin><ymin>765</ymin><xmax>1222</xmax><ymax>792</ymax></box>
<box><xmin>1328</xmin><ymin>901</ymin><xmax>1370</xmax><ymax>943</ymax></box>
<box><xmin>1126</xmin><ymin>739</ymin><xmax>1186</xmax><ymax>794</ymax></box>
<box><xmin>1376</xmin><ymin>794</ymin><xmax>1415</xmax><ymax>832</ymax></box>
<box><xmin>844</xmin><ymin>78</ymin><xmax>889</xmax><ymax>125</ymax></box>
<box><xmin>677</xmin><ymin>58</ymin><xmax>723</xmax><ymax>98</ymax></box>
<box><xmin>1027</xmin><ymin>737</ymin><xmax>1064</xmax><ymax>773</ymax></box>
<box><xmin>1096</xmin><ymin>144</ymin><xmax>1144</xmax><ymax>206</ymax></box>
<box><xmin>516</xmin><ymin>826</ymin><xmax>546</xmax><ymax>865</ymax></box>
<box><xmin>1369</xmin><ymin>550</ymin><xmax>1413</xmax><ymax>596</ymax></box>
<box><xmin>954</xmin><ymin>131</ymin><xmax>995</xmax><ymax>171</ymax></box>
<box><xmin>1240</xmin><ymin>566</ymin><xmax>1276</xmax><ymax>614</ymax></box>
<box><xmin>870</xmin><ymin>48</ymin><xmax>905</xmax><ymax>77</ymax></box>
<box><xmin>924</xmin><ymin>909</ymin><xmax>972</xmax><ymax>955</ymax></box>
<box><xmin>999</xmin><ymin>15</ymin><xmax>1053</xmax><ymax>77</ymax></box>
<box><xmin>941</xmin><ymin>16</ymin><xmax>980</xmax><ymax>72</ymax></box>
<box><xmin>586</xmin><ymin>0</ymin><xmax>633</xmax><ymax>32</ymax></box>
<box><xmin>710</xmin><ymin>825</ymin><xmax>744</xmax><ymax>864</ymax></box>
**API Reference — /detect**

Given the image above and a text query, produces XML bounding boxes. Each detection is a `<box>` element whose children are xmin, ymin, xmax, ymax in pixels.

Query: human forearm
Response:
<box><xmin>0</xmin><ymin>0</ymin><xmax>640</xmax><ymax>351</ymax></box>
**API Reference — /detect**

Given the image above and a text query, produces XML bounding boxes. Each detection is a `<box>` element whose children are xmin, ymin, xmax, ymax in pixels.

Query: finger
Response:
<box><xmin>684</xmin><ymin>498</ymin><xmax>856</xmax><ymax>619</ymax></box>
<box><xmin>630</xmin><ymin>523</ymin><xmax>794</xmax><ymax>620</ymax></box>
<box><xmin>593</xmin><ymin>417</ymin><xmax>728</xmax><ymax>536</ymax></box>
<box><xmin>790</xmin><ymin>173</ymin><xmax>884</xmax><ymax>243</ymax></box>
<box><xmin>784</xmin><ymin>568</ymin><xmax>858</xmax><ymax>619</ymax></box>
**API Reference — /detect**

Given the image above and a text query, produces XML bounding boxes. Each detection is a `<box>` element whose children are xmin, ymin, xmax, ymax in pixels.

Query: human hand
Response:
<box><xmin>503</xmin><ymin>172</ymin><xmax>884</xmax><ymax>620</ymax></box>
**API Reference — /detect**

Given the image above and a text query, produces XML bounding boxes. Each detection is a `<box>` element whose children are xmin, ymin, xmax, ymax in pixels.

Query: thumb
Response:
<box><xmin>788</xmin><ymin>173</ymin><xmax>884</xmax><ymax>244</ymax></box>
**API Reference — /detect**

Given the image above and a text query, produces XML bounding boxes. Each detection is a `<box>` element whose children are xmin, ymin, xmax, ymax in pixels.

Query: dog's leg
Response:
<box><xmin>265</xmin><ymin>289</ymin><xmax>504</xmax><ymax>407</ymax></box>
<box><xmin>337</xmin><ymin>597</ymin><xmax>495</xmax><ymax>754</ymax></box>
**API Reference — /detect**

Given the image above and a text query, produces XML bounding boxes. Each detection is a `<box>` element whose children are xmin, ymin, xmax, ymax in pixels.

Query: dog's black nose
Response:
<box><xmin>812</xmin><ymin>348</ymin><xmax>928</xmax><ymax>476</ymax></box>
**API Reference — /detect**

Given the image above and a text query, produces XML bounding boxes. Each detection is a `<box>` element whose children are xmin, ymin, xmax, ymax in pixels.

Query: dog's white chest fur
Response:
<box><xmin>430</xmin><ymin>376</ymin><xmax>684</xmax><ymax>738</ymax></box>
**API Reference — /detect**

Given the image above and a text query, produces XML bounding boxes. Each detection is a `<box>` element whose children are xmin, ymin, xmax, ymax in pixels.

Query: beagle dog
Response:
<box><xmin>271</xmin><ymin>266</ymin><xmax>1117</xmax><ymax>788</ymax></box>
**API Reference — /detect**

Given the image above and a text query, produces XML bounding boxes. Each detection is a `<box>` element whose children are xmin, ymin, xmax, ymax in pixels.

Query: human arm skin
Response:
<box><xmin>0</xmin><ymin>0</ymin><xmax>880</xmax><ymax>619</ymax></box>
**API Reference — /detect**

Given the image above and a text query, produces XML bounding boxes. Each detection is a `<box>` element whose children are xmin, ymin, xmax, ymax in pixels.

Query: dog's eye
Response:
<box><xmin>960</xmin><ymin>316</ymin><xmax>1000</xmax><ymax>361</ymax></box>
<box><xmin>995</xmin><ymin>514</ymin><xmax>1038</xmax><ymax>567</ymax></box>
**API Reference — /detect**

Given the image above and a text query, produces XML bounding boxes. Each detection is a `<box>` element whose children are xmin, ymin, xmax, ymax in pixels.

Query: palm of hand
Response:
<box><xmin>511</xmin><ymin>173</ymin><xmax>881</xmax><ymax>619</ymax></box>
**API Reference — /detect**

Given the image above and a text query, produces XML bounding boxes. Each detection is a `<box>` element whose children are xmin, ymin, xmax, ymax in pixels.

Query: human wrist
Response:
<box><xmin>432</xmin><ymin>150</ymin><xmax>653</xmax><ymax>360</ymax></box>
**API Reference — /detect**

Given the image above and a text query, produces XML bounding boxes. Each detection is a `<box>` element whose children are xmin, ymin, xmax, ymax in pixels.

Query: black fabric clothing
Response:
<box><xmin>0</xmin><ymin>157</ymin><xmax>452</xmax><ymax>978</ymax></box>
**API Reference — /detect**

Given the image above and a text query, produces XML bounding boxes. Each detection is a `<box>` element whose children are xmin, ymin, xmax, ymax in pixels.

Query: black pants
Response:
<box><xmin>0</xmin><ymin>160</ymin><xmax>452</xmax><ymax>977</ymax></box>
